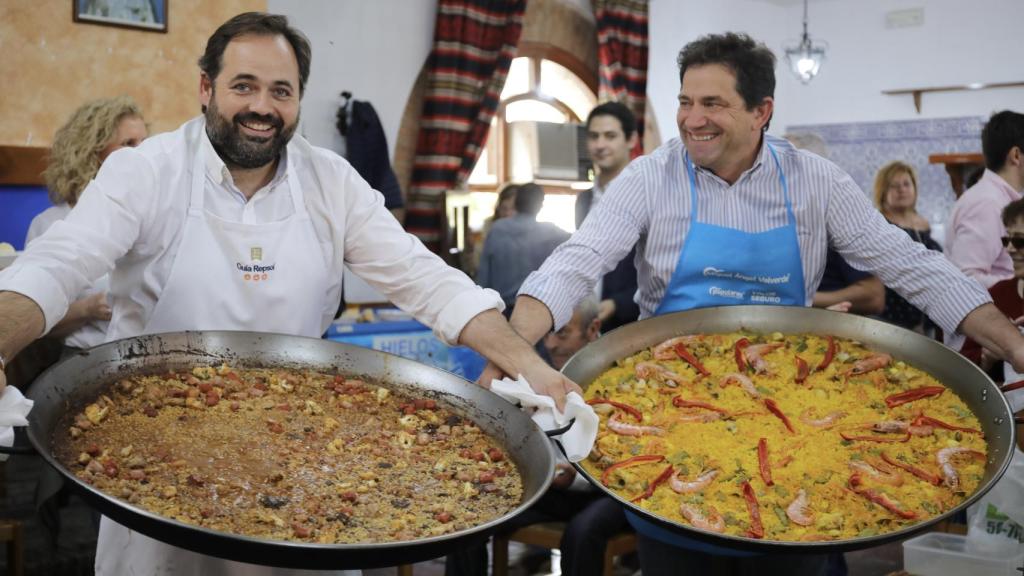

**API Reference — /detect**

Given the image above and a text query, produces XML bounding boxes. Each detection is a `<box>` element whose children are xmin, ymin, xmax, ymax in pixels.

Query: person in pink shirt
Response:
<box><xmin>947</xmin><ymin>110</ymin><xmax>1024</xmax><ymax>288</ymax></box>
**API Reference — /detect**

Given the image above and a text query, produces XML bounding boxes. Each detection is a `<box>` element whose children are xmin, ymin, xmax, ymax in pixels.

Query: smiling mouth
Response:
<box><xmin>239</xmin><ymin>120</ymin><xmax>276</xmax><ymax>133</ymax></box>
<box><xmin>689</xmin><ymin>133</ymin><xmax>717</xmax><ymax>142</ymax></box>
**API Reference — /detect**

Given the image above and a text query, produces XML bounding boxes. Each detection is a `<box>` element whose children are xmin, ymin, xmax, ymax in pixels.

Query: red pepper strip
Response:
<box><xmin>734</xmin><ymin>338</ymin><xmax>750</xmax><ymax>372</ymax></box>
<box><xmin>839</xmin><ymin>431</ymin><xmax>911</xmax><ymax>443</ymax></box>
<box><xmin>817</xmin><ymin>336</ymin><xmax>836</xmax><ymax>372</ymax></box>
<box><xmin>741</xmin><ymin>481</ymin><xmax>765</xmax><ymax>538</ymax></box>
<box><xmin>764</xmin><ymin>398</ymin><xmax>796</xmax><ymax>433</ymax></box>
<box><xmin>881</xmin><ymin>452</ymin><xmax>942</xmax><ymax>486</ymax></box>
<box><xmin>673</xmin><ymin>343</ymin><xmax>711</xmax><ymax>376</ymax></box>
<box><xmin>848</xmin><ymin>474</ymin><xmax>918</xmax><ymax>519</ymax></box>
<box><xmin>672</xmin><ymin>396</ymin><xmax>730</xmax><ymax>414</ymax></box>
<box><xmin>795</xmin><ymin>356</ymin><xmax>810</xmax><ymax>384</ymax></box>
<box><xmin>632</xmin><ymin>464</ymin><xmax>675</xmax><ymax>503</ymax></box>
<box><xmin>757</xmin><ymin>438</ymin><xmax>773</xmax><ymax>486</ymax></box>
<box><xmin>586</xmin><ymin>399</ymin><xmax>643</xmax><ymax>422</ymax></box>
<box><xmin>600</xmin><ymin>455</ymin><xmax>666</xmax><ymax>487</ymax></box>
<box><xmin>912</xmin><ymin>414</ymin><xmax>981</xmax><ymax>434</ymax></box>
<box><xmin>884</xmin><ymin>386</ymin><xmax>946</xmax><ymax>409</ymax></box>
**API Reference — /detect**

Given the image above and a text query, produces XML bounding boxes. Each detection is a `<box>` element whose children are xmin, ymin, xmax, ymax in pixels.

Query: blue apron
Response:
<box><xmin>630</xmin><ymin>142</ymin><xmax>806</xmax><ymax>555</ymax></box>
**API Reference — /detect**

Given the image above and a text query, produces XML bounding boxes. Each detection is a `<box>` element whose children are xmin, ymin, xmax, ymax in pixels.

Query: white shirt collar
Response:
<box><xmin>200</xmin><ymin>123</ymin><xmax>289</xmax><ymax>201</ymax></box>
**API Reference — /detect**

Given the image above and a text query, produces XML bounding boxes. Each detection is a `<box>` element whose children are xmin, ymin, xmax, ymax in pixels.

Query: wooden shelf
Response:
<box><xmin>883</xmin><ymin>81</ymin><xmax>1024</xmax><ymax>113</ymax></box>
<box><xmin>0</xmin><ymin>145</ymin><xmax>48</xmax><ymax>186</ymax></box>
<box><xmin>929</xmin><ymin>153</ymin><xmax>983</xmax><ymax>199</ymax></box>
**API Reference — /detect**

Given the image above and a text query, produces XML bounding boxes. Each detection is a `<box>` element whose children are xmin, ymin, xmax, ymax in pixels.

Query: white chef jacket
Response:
<box><xmin>0</xmin><ymin>116</ymin><xmax>503</xmax><ymax>344</ymax></box>
<box><xmin>25</xmin><ymin>204</ymin><xmax>110</xmax><ymax>349</ymax></box>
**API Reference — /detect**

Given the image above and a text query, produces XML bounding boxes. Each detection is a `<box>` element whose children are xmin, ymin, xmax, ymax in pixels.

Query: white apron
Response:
<box><xmin>96</xmin><ymin>134</ymin><xmax>356</xmax><ymax>576</ymax></box>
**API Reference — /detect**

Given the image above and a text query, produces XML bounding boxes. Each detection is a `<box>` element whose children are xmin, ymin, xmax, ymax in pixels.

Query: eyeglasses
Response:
<box><xmin>1001</xmin><ymin>236</ymin><xmax>1024</xmax><ymax>250</ymax></box>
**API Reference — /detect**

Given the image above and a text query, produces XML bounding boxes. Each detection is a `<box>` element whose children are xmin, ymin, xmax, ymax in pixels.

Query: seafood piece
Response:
<box><xmin>744</xmin><ymin>343</ymin><xmax>783</xmax><ymax>375</ymax></box>
<box><xmin>635</xmin><ymin>362</ymin><xmax>688</xmax><ymax>387</ymax></box>
<box><xmin>936</xmin><ymin>447</ymin><xmax>985</xmax><ymax>491</ymax></box>
<box><xmin>600</xmin><ymin>454</ymin><xmax>665</xmax><ymax>487</ymax></box>
<box><xmin>586</xmin><ymin>398</ymin><xmax>643</xmax><ymax>422</ymax></box>
<box><xmin>607</xmin><ymin>413</ymin><xmax>665</xmax><ymax>437</ymax></box>
<box><xmin>881</xmin><ymin>452</ymin><xmax>942</xmax><ymax>486</ymax></box>
<box><xmin>653</xmin><ymin>336</ymin><xmax>702</xmax><ymax>360</ymax></box>
<box><xmin>799</xmin><ymin>409</ymin><xmax>847</xmax><ymax>429</ymax></box>
<box><xmin>848</xmin><ymin>475</ymin><xmax>918</xmax><ymax>519</ymax></box>
<box><xmin>679</xmin><ymin>503</ymin><xmax>725</xmax><ymax>533</ymax></box>
<box><xmin>719</xmin><ymin>372</ymin><xmax>760</xmax><ymax>399</ymax></box>
<box><xmin>867</xmin><ymin>420</ymin><xmax>933</xmax><ymax>437</ymax></box>
<box><xmin>844</xmin><ymin>354</ymin><xmax>892</xmax><ymax>377</ymax></box>
<box><xmin>848</xmin><ymin>458</ymin><xmax>904</xmax><ymax>486</ymax></box>
<box><xmin>676</xmin><ymin>411</ymin><xmax>724</xmax><ymax>423</ymax></box>
<box><xmin>669</xmin><ymin>468</ymin><xmax>719</xmax><ymax>494</ymax></box>
<box><xmin>884</xmin><ymin>386</ymin><xmax>945</xmax><ymax>408</ymax></box>
<box><xmin>786</xmin><ymin>489</ymin><xmax>814</xmax><ymax>526</ymax></box>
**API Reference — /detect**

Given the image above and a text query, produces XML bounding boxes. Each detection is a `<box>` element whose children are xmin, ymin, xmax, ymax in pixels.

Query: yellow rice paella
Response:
<box><xmin>580</xmin><ymin>332</ymin><xmax>988</xmax><ymax>541</ymax></box>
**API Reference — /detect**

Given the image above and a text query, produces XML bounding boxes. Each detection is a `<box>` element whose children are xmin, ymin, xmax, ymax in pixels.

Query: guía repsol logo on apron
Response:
<box><xmin>236</xmin><ymin>246</ymin><xmax>275</xmax><ymax>282</ymax></box>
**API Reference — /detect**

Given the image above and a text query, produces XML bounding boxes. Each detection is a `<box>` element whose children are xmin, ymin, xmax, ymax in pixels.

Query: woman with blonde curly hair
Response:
<box><xmin>873</xmin><ymin>160</ymin><xmax>942</xmax><ymax>330</ymax></box>
<box><xmin>26</xmin><ymin>95</ymin><xmax>147</xmax><ymax>350</ymax></box>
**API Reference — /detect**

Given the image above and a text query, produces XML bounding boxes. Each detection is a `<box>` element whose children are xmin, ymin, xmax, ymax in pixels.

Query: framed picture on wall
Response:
<box><xmin>73</xmin><ymin>0</ymin><xmax>168</xmax><ymax>33</ymax></box>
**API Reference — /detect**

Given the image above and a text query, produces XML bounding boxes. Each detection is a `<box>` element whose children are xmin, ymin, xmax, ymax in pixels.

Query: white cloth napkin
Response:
<box><xmin>0</xmin><ymin>386</ymin><xmax>33</xmax><ymax>462</ymax></box>
<box><xmin>489</xmin><ymin>375</ymin><xmax>598</xmax><ymax>462</ymax></box>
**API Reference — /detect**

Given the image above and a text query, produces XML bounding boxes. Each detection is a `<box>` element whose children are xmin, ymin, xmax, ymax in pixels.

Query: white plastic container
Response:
<box><xmin>903</xmin><ymin>532</ymin><xmax>1024</xmax><ymax>576</ymax></box>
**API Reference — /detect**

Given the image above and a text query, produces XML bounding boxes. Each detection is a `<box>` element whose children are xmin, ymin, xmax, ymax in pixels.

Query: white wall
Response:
<box><xmin>268</xmin><ymin>0</ymin><xmax>438</xmax><ymax>156</ymax></box>
<box><xmin>649</xmin><ymin>0</ymin><xmax>1024</xmax><ymax>139</ymax></box>
<box><xmin>272</xmin><ymin>0</ymin><xmax>1022</xmax><ymax>158</ymax></box>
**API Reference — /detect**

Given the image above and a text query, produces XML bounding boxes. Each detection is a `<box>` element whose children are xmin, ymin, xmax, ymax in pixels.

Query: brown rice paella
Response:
<box><xmin>580</xmin><ymin>332</ymin><xmax>988</xmax><ymax>541</ymax></box>
<box><xmin>54</xmin><ymin>364</ymin><xmax>523</xmax><ymax>543</ymax></box>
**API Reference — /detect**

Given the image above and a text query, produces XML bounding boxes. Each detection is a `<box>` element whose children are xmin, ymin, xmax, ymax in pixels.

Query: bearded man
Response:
<box><xmin>0</xmin><ymin>12</ymin><xmax>576</xmax><ymax>576</ymax></box>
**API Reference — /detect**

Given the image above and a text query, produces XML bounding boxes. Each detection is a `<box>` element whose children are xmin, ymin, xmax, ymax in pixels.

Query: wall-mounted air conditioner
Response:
<box><xmin>508</xmin><ymin>121</ymin><xmax>591</xmax><ymax>182</ymax></box>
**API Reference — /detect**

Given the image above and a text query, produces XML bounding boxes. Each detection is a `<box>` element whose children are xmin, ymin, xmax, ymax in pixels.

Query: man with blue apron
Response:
<box><xmin>624</xmin><ymin>145</ymin><xmax>830</xmax><ymax>574</ymax></box>
<box><xmin>499</xmin><ymin>31</ymin><xmax>1019</xmax><ymax>576</ymax></box>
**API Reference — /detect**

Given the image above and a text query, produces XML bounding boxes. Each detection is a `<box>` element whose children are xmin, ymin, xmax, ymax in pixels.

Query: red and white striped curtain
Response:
<box><xmin>596</xmin><ymin>0</ymin><xmax>648</xmax><ymax>156</ymax></box>
<box><xmin>406</xmin><ymin>0</ymin><xmax>527</xmax><ymax>253</ymax></box>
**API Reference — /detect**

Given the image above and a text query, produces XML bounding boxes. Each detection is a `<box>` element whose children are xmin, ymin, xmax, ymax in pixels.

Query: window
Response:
<box><xmin>467</xmin><ymin>55</ymin><xmax>597</xmax><ymax>233</ymax></box>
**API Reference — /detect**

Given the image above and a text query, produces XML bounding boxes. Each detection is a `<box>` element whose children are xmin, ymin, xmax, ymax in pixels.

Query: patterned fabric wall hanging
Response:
<box><xmin>596</xmin><ymin>0</ymin><xmax>648</xmax><ymax>156</ymax></box>
<box><xmin>406</xmin><ymin>0</ymin><xmax>527</xmax><ymax>252</ymax></box>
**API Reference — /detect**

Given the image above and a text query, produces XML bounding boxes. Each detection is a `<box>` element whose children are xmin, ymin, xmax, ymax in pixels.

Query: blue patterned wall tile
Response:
<box><xmin>786</xmin><ymin>116</ymin><xmax>986</xmax><ymax>240</ymax></box>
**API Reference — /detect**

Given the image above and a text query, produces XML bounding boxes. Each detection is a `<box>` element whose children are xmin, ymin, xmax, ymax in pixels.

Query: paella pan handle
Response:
<box><xmin>543</xmin><ymin>418</ymin><xmax>576</xmax><ymax>438</ymax></box>
<box><xmin>0</xmin><ymin>426</ymin><xmax>38</xmax><ymax>456</ymax></box>
<box><xmin>998</xmin><ymin>382</ymin><xmax>1024</xmax><ymax>424</ymax></box>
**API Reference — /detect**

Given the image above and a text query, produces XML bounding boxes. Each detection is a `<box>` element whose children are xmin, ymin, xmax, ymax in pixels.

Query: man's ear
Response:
<box><xmin>754</xmin><ymin>97</ymin><xmax>774</xmax><ymax>133</ymax></box>
<box><xmin>586</xmin><ymin>318</ymin><xmax>601</xmax><ymax>341</ymax></box>
<box><xmin>626</xmin><ymin>130</ymin><xmax>640</xmax><ymax>150</ymax></box>
<box><xmin>199</xmin><ymin>73</ymin><xmax>214</xmax><ymax>110</ymax></box>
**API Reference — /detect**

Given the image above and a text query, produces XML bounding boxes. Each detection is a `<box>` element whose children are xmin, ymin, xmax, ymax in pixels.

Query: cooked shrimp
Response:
<box><xmin>799</xmin><ymin>409</ymin><xmax>847</xmax><ymax>429</ymax></box>
<box><xmin>744</xmin><ymin>343</ymin><xmax>783</xmax><ymax>375</ymax></box>
<box><xmin>936</xmin><ymin>447</ymin><xmax>985</xmax><ymax>491</ymax></box>
<box><xmin>868</xmin><ymin>420</ymin><xmax>934</xmax><ymax>437</ymax></box>
<box><xmin>719</xmin><ymin>372</ymin><xmax>760</xmax><ymax>399</ymax></box>
<box><xmin>676</xmin><ymin>411</ymin><xmax>724</xmax><ymax>423</ymax></box>
<box><xmin>848</xmin><ymin>459</ymin><xmax>904</xmax><ymax>486</ymax></box>
<box><xmin>679</xmin><ymin>503</ymin><xmax>725</xmax><ymax>533</ymax></box>
<box><xmin>653</xmin><ymin>336</ymin><xmax>702</xmax><ymax>360</ymax></box>
<box><xmin>607</xmin><ymin>413</ymin><xmax>665</xmax><ymax>437</ymax></box>
<box><xmin>786</xmin><ymin>489</ymin><xmax>814</xmax><ymax>526</ymax></box>
<box><xmin>845</xmin><ymin>354</ymin><xmax>892</xmax><ymax>377</ymax></box>
<box><xmin>635</xmin><ymin>362</ymin><xmax>688</xmax><ymax>387</ymax></box>
<box><xmin>669</xmin><ymin>469</ymin><xmax>719</xmax><ymax>493</ymax></box>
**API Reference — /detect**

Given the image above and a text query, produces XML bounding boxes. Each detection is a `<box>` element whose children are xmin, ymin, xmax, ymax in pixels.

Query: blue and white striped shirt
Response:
<box><xmin>520</xmin><ymin>135</ymin><xmax>990</xmax><ymax>333</ymax></box>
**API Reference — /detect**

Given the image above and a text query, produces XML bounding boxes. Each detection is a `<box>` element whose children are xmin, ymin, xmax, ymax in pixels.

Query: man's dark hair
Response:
<box><xmin>198</xmin><ymin>12</ymin><xmax>312</xmax><ymax>96</ymax></box>
<box><xmin>677</xmin><ymin>32</ymin><xmax>776</xmax><ymax>116</ymax></box>
<box><xmin>586</xmin><ymin>101</ymin><xmax>637</xmax><ymax>138</ymax></box>
<box><xmin>1003</xmin><ymin>198</ymin><xmax>1024</xmax><ymax>228</ymax></box>
<box><xmin>514</xmin><ymin>182</ymin><xmax>545</xmax><ymax>216</ymax></box>
<box><xmin>982</xmin><ymin>110</ymin><xmax>1024</xmax><ymax>173</ymax></box>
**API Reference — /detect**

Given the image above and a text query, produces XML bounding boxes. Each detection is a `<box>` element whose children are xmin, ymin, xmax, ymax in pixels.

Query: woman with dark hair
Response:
<box><xmin>873</xmin><ymin>161</ymin><xmax>943</xmax><ymax>331</ymax></box>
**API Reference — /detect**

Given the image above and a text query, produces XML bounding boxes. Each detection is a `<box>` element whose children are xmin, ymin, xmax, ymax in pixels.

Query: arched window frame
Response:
<box><xmin>469</xmin><ymin>42</ymin><xmax>598</xmax><ymax>195</ymax></box>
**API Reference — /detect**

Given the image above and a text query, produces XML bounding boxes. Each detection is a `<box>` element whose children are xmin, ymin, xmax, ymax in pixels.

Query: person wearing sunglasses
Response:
<box><xmin>961</xmin><ymin>199</ymin><xmax>1024</xmax><ymax>413</ymax></box>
